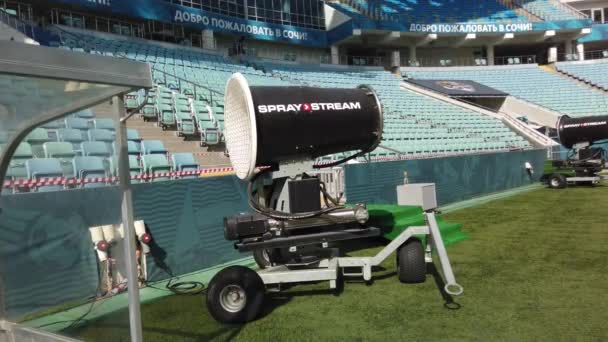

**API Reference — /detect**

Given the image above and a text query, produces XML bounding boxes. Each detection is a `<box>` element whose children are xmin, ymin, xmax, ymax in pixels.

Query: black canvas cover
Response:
<box><xmin>407</xmin><ymin>79</ymin><xmax>509</xmax><ymax>97</ymax></box>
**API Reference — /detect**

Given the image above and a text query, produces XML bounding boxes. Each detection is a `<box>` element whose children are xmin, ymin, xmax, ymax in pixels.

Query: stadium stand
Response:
<box><xmin>343</xmin><ymin>0</ymin><xmax>582</xmax><ymax>23</ymax></box>
<box><xmin>50</xmin><ymin>28</ymin><xmax>532</xmax><ymax>157</ymax></box>
<box><xmin>377</xmin><ymin>0</ymin><xmax>525</xmax><ymax>22</ymax></box>
<box><xmin>3</xmin><ymin>24</ymin><xmax>547</xmax><ymax>193</ymax></box>
<box><xmin>403</xmin><ymin>65</ymin><xmax>608</xmax><ymax>117</ymax></box>
<box><xmin>515</xmin><ymin>0</ymin><xmax>583</xmax><ymax>21</ymax></box>
<box><xmin>257</xmin><ymin>62</ymin><xmax>532</xmax><ymax>159</ymax></box>
<box><xmin>556</xmin><ymin>59</ymin><xmax>608</xmax><ymax>91</ymax></box>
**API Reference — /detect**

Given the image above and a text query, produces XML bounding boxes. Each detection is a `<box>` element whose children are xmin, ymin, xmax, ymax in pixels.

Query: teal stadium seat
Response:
<box><xmin>25</xmin><ymin>158</ymin><xmax>64</xmax><ymax>192</ymax></box>
<box><xmin>74</xmin><ymin>109</ymin><xmax>95</xmax><ymax>119</ymax></box>
<box><xmin>7</xmin><ymin>142</ymin><xmax>33</xmax><ymax>183</ymax></box>
<box><xmin>141</xmin><ymin>140</ymin><xmax>167</xmax><ymax>155</ymax></box>
<box><xmin>25</xmin><ymin>128</ymin><xmax>51</xmax><ymax>158</ymax></box>
<box><xmin>43</xmin><ymin>142</ymin><xmax>76</xmax><ymax>177</ymax></box>
<box><xmin>171</xmin><ymin>153</ymin><xmax>199</xmax><ymax>179</ymax></box>
<box><xmin>94</xmin><ymin>118</ymin><xmax>115</xmax><ymax>131</ymax></box>
<box><xmin>142</xmin><ymin>154</ymin><xmax>172</xmax><ymax>182</ymax></box>
<box><xmin>72</xmin><ymin>156</ymin><xmax>107</xmax><ymax>188</ymax></box>
<box><xmin>59</xmin><ymin>128</ymin><xmax>85</xmax><ymax>154</ymax></box>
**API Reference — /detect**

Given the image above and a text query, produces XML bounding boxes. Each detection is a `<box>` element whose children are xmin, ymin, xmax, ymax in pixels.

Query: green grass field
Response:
<box><xmin>68</xmin><ymin>185</ymin><xmax>608</xmax><ymax>341</ymax></box>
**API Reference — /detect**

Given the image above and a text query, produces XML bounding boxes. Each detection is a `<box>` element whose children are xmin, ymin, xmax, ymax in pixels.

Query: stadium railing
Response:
<box><xmin>494</xmin><ymin>55</ymin><xmax>536</xmax><ymax>66</ymax></box>
<box><xmin>0</xmin><ymin>9</ymin><xmax>35</xmax><ymax>40</ymax></box>
<box><xmin>583</xmin><ymin>49</ymin><xmax>608</xmax><ymax>61</ymax></box>
<box><xmin>339</xmin><ymin>55</ymin><xmax>385</xmax><ymax>67</ymax></box>
<box><xmin>402</xmin><ymin>55</ymin><xmax>536</xmax><ymax>67</ymax></box>
<box><xmin>557</xmin><ymin>51</ymin><xmax>608</xmax><ymax>62</ymax></box>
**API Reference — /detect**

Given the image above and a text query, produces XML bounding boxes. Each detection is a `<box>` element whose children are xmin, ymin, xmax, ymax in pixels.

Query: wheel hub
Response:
<box><xmin>219</xmin><ymin>285</ymin><xmax>247</xmax><ymax>313</ymax></box>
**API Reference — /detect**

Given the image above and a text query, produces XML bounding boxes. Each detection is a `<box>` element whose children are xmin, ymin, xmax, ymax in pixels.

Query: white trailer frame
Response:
<box><xmin>257</xmin><ymin>211</ymin><xmax>463</xmax><ymax>296</ymax></box>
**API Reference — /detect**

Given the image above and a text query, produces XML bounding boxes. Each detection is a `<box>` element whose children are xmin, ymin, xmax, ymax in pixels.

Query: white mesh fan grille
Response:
<box><xmin>224</xmin><ymin>73</ymin><xmax>257</xmax><ymax>180</ymax></box>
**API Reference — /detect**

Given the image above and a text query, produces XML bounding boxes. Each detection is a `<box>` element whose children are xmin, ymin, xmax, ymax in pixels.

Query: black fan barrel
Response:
<box><xmin>250</xmin><ymin>86</ymin><xmax>383</xmax><ymax>165</ymax></box>
<box><xmin>557</xmin><ymin>115</ymin><xmax>608</xmax><ymax>148</ymax></box>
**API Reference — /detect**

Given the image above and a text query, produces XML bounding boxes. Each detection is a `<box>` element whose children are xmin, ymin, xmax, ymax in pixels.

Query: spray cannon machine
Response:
<box><xmin>205</xmin><ymin>73</ymin><xmax>463</xmax><ymax>324</ymax></box>
<box><xmin>542</xmin><ymin>115</ymin><xmax>608</xmax><ymax>188</ymax></box>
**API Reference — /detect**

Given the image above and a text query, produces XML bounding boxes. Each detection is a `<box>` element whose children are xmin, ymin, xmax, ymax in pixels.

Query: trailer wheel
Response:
<box><xmin>397</xmin><ymin>238</ymin><xmax>426</xmax><ymax>284</ymax></box>
<box><xmin>548</xmin><ymin>174</ymin><xmax>567</xmax><ymax>189</ymax></box>
<box><xmin>206</xmin><ymin>266</ymin><xmax>265</xmax><ymax>324</ymax></box>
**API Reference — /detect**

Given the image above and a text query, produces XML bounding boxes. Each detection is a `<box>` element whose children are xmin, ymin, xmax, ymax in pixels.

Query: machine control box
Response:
<box><xmin>396</xmin><ymin>183</ymin><xmax>437</xmax><ymax>211</ymax></box>
<box><xmin>288</xmin><ymin>178</ymin><xmax>322</xmax><ymax>213</ymax></box>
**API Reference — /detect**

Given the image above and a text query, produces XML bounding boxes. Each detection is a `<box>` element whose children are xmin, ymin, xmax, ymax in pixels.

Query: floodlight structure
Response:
<box><xmin>206</xmin><ymin>73</ymin><xmax>463</xmax><ymax>324</ymax></box>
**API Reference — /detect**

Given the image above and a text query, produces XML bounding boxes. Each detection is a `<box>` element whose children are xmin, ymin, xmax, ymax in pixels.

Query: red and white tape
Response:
<box><xmin>3</xmin><ymin>148</ymin><xmax>525</xmax><ymax>189</ymax></box>
<box><xmin>2</xmin><ymin>167</ymin><xmax>234</xmax><ymax>189</ymax></box>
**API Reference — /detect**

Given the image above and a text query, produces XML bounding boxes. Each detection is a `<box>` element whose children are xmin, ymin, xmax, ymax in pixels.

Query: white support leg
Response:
<box><xmin>425</xmin><ymin>212</ymin><xmax>463</xmax><ymax>296</ymax></box>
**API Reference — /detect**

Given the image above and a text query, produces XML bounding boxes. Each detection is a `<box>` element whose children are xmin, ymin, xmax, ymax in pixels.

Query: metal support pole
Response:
<box><xmin>425</xmin><ymin>212</ymin><xmax>463</xmax><ymax>296</ymax></box>
<box><xmin>113</xmin><ymin>96</ymin><xmax>143</xmax><ymax>342</ymax></box>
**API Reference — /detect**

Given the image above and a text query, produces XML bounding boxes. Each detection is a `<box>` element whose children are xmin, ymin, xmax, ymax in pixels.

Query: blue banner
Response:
<box><xmin>578</xmin><ymin>23</ymin><xmax>608</xmax><ymax>43</ymax></box>
<box><xmin>50</xmin><ymin>0</ymin><xmax>328</xmax><ymax>47</ymax></box>
<box><xmin>378</xmin><ymin>19</ymin><xmax>592</xmax><ymax>33</ymax></box>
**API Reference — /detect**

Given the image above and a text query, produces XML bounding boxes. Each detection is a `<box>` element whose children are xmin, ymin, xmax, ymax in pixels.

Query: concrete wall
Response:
<box><xmin>415</xmin><ymin>47</ymin><xmax>483</xmax><ymax>66</ymax></box>
<box><xmin>500</xmin><ymin>96</ymin><xmax>562</xmax><ymax>128</ymax></box>
<box><xmin>0</xmin><ymin>22</ymin><xmax>37</xmax><ymax>44</ymax></box>
<box><xmin>345</xmin><ymin>149</ymin><xmax>547</xmax><ymax>205</ymax></box>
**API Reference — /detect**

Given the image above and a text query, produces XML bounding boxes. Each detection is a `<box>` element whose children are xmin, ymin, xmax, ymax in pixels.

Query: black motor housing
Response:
<box><xmin>224</xmin><ymin>213</ymin><xmax>269</xmax><ymax>241</ymax></box>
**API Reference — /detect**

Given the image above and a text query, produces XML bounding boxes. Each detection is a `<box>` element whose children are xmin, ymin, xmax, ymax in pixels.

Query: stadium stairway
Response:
<box><xmin>92</xmin><ymin>102</ymin><xmax>231</xmax><ymax>168</ymax></box>
<box><xmin>554</xmin><ymin>63</ymin><xmax>608</xmax><ymax>94</ymax></box>
<box><xmin>495</xmin><ymin>0</ymin><xmax>543</xmax><ymax>21</ymax></box>
<box><xmin>401</xmin><ymin>81</ymin><xmax>558</xmax><ymax>147</ymax></box>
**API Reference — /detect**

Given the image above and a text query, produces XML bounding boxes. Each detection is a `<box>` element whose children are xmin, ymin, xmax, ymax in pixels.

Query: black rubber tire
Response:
<box><xmin>548</xmin><ymin>173</ymin><xmax>567</xmax><ymax>189</ymax></box>
<box><xmin>397</xmin><ymin>238</ymin><xmax>426</xmax><ymax>284</ymax></box>
<box><xmin>253</xmin><ymin>249</ymin><xmax>273</xmax><ymax>269</ymax></box>
<box><xmin>206</xmin><ymin>266</ymin><xmax>265</xmax><ymax>324</ymax></box>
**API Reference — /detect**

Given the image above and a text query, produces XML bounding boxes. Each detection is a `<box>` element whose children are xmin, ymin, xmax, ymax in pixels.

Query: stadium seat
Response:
<box><xmin>175</xmin><ymin>104</ymin><xmax>196</xmax><ymax>137</ymax></box>
<box><xmin>88</xmin><ymin>129</ymin><xmax>115</xmax><ymax>151</ymax></box>
<box><xmin>141</xmin><ymin>140</ymin><xmax>167</xmax><ymax>155</ymax></box>
<box><xmin>141</xmin><ymin>154</ymin><xmax>172</xmax><ymax>182</ymax></box>
<box><xmin>125</xmin><ymin>94</ymin><xmax>139</xmax><ymax>109</ymax></box>
<box><xmin>59</xmin><ymin>128</ymin><xmax>86</xmax><ymax>154</ymax></box>
<box><xmin>65</xmin><ymin>117</ymin><xmax>90</xmax><ymax>139</ymax></box>
<box><xmin>25</xmin><ymin>128</ymin><xmax>51</xmax><ymax>158</ymax></box>
<box><xmin>193</xmin><ymin>103</ymin><xmax>220</xmax><ymax>146</ymax></box>
<box><xmin>25</xmin><ymin>158</ymin><xmax>64</xmax><ymax>192</ymax></box>
<box><xmin>43</xmin><ymin>142</ymin><xmax>76</xmax><ymax>177</ymax></box>
<box><xmin>128</xmin><ymin>155</ymin><xmax>143</xmax><ymax>184</ymax></box>
<box><xmin>127</xmin><ymin>141</ymin><xmax>141</xmax><ymax>156</ymax></box>
<box><xmin>157</xmin><ymin>103</ymin><xmax>176</xmax><ymax>129</ymax></box>
<box><xmin>7</xmin><ymin>142</ymin><xmax>33</xmax><ymax>182</ymax></box>
<box><xmin>171</xmin><ymin>153</ymin><xmax>199</xmax><ymax>179</ymax></box>
<box><xmin>72</xmin><ymin>156</ymin><xmax>107</xmax><ymax>188</ymax></box>
<box><xmin>41</xmin><ymin>120</ymin><xmax>65</xmax><ymax>141</ymax></box>
<box><xmin>81</xmin><ymin>141</ymin><xmax>111</xmax><ymax>158</ymax></box>
<box><xmin>94</xmin><ymin>118</ymin><xmax>115</xmax><ymax>131</ymax></box>
<box><xmin>74</xmin><ymin>109</ymin><xmax>95</xmax><ymax>119</ymax></box>
<box><xmin>127</xmin><ymin>128</ymin><xmax>141</xmax><ymax>142</ymax></box>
